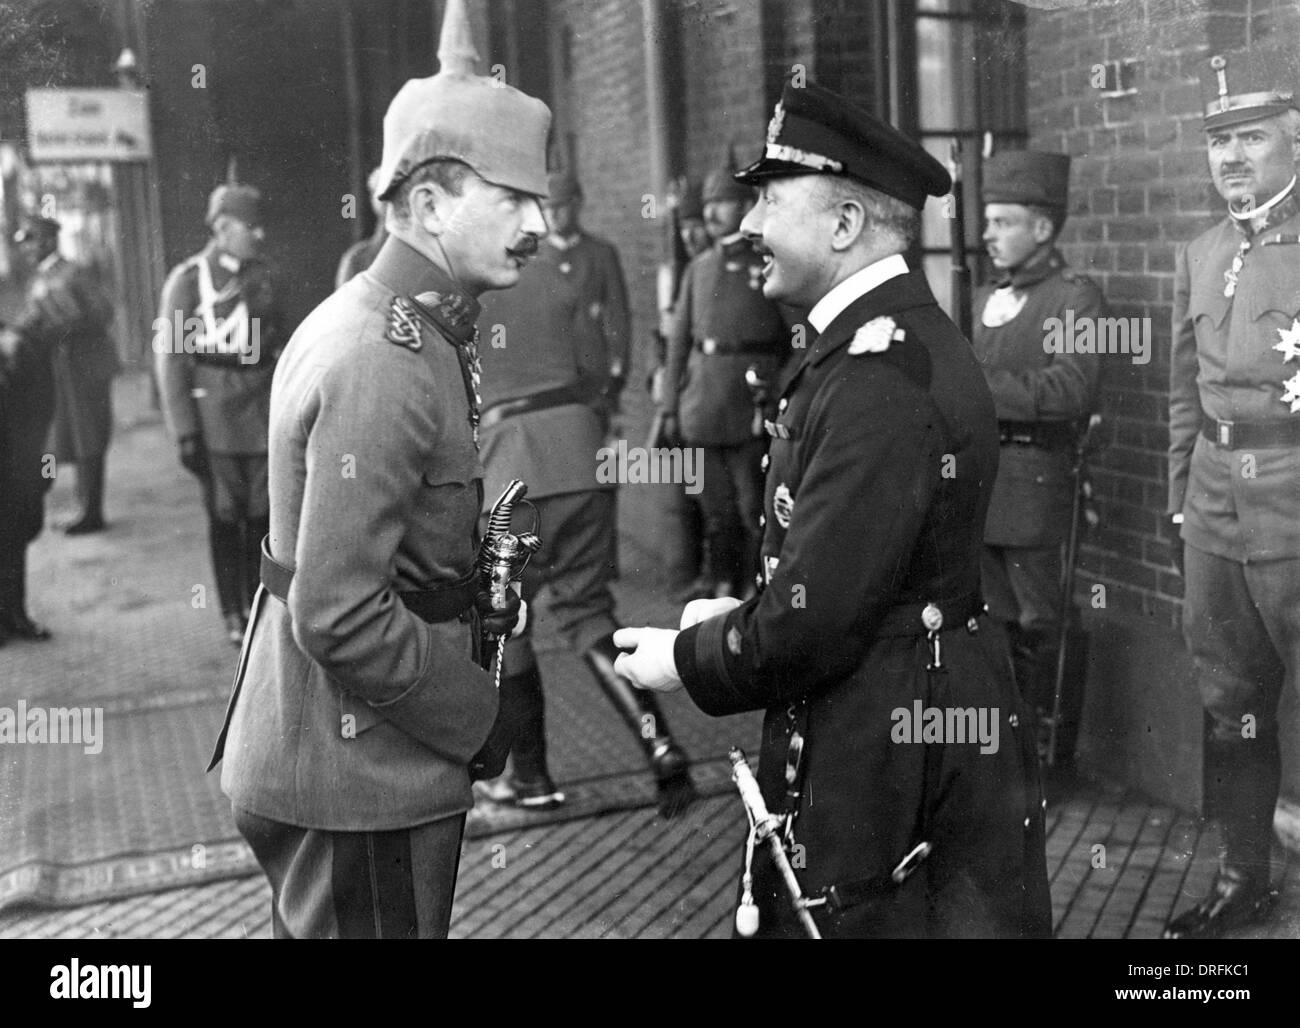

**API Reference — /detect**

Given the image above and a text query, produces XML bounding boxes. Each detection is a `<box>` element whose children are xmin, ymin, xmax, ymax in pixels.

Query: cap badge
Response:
<box><xmin>848</xmin><ymin>316</ymin><xmax>902</xmax><ymax>355</ymax></box>
<box><xmin>773</xmin><ymin>483</ymin><xmax>794</xmax><ymax>529</ymax></box>
<box><xmin>1211</xmin><ymin>54</ymin><xmax>1229</xmax><ymax>101</ymax></box>
<box><xmin>767</xmin><ymin>102</ymin><xmax>785</xmax><ymax>144</ymax></box>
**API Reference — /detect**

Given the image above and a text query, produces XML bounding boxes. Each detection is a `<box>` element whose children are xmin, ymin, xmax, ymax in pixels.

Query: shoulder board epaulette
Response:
<box><xmin>386</xmin><ymin>297</ymin><xmax>424</xmax><ymax>352</ymax></box>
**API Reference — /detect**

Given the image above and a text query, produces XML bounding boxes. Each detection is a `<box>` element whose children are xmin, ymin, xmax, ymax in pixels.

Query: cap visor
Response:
<box><xmin>734</xmin><ymin>157</ymin><xmax>819</xmax><ymax>184</ymax></box>
<box><xmin>1204</xmin><ymin>103</ymin><xmax>1296</xmax><ymax>131</ymax></box>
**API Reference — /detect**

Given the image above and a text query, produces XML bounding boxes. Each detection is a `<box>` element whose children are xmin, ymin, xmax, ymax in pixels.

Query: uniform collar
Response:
<box><xmin>37</xmin><ymin>251</ymin><xmax>63</xmax><ymax>273</ymax></box>
<box><xmin>1230</xmin><ymin>176</ymin><xmax>1298</xmax><ymax>237</ymax></box>
<box><xmin>368</xmin><ymin>235</ymin><xmax>480</xmax><ymax>344</ymax></box>
<box><xmin>808</xmin><ymin>253</ymin><xmax>909</xmax><ymax>333</ymax></box>
<box><xmin>202</xmin><ymin>241</ymin><xmax>243</xmax><ymax>273</ymax></box>
<box><xmin>994</xmin><ymin>247</ymin><xmax>1062</xmax><ymax>290</ymax></box>
<box><xmin>546</xmin><ymin>231</ymin><xmax>582</xmax><ymax>252</ymax></box>
<box><xmin>804</xmin><ymin>266</ymin><xmax>937</xmax><ymax>369</ymax></box>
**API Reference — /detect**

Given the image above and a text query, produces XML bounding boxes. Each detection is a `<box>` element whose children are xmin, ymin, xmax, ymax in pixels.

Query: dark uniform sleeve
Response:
<box><xmin>981</xmin><ymin>278</ymin><xmax>1105</xmax><ymax>421</ymax></box>
<box><xmin>1168</xmin><ymin>243</ymin><xmax>1202</xmax><ymax>517</ymax></box>
<box><xmin>597</xmin><ymin>240</ymin><xmax>631</xmax><ymax>376</ymax></box>
<box><xmin>153</xmin><ymin>263</ymin><xmax>201</xmax><ymax>443</ymax></box>
<box><xmin>674</xmin><ymin>362</ymin><xmax>946</xmax><ymax>715</ymax></box>
<box><xmin>661</xmin><ymin>261</ymin><xmax>694</xmax><ymax>415</ymax></box>
<box><xmin>288</xmin><ymin>348</ymin><xmax>495</xmax><ymax>761</ymax></box>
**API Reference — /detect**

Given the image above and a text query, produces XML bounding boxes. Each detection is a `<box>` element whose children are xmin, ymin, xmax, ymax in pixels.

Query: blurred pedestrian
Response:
<box><xmin>0</xmin><ymin>315</ymin><xmax>55</xmax><ymax>644</ymax></box>
<box><xmin>155</xmin><ymin>183</ymin><xmax>284</xmax><ymax>645</ymax></box>
<box><xmin>13</xmin><ymin>215</ymin><xmax>118</xmax><ymax>536</ymax></box>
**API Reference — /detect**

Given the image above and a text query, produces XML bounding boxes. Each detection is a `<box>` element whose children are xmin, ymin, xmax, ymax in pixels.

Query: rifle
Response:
<box><xmin>948</xmin><ymin>139</ymin><xmax>972</xmax><ymax>342</ymax></box>
<box><xmin>1044</xmin><ymin>413</ymin><xmax>1102</xmax><ymax>768</ymax></box>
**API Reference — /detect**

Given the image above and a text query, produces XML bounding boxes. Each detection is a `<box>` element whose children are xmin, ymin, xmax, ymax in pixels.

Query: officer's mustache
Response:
<box><xmin>507</xmin><ymin>235</ymin><xmax>541</xmax><ymax>259</ymax></box>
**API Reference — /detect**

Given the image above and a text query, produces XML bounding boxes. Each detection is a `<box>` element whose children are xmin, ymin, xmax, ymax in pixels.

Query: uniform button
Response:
<box><xmin>778</xmin><ymin>398</ymin><xmax>788</xmax><ymax>413</ymax></box>
<box><xmin>759</xmin><ymin>514</ymin><xmax>766</xmax><ymax>527</ymax></box>
<box><xmin>760</xmin><ymin>454</ymin><xmax>769</xmax><ymax>472</ymax></box>
<box><xmin>1008</xmin><ymin>713</ymin><xmax>1019</xmax><ymax>728</ymax></box>
<box><xmin>1024</xmin><ymin>817</ymin><xmax>1031</xmax><ymax>829</ymax></box>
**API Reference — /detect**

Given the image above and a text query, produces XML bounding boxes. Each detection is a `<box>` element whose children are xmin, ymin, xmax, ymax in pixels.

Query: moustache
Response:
<box><xmin>508</xmin><ymin>235</ymin><xmax>540</xmax><ymax>258</ymax></box>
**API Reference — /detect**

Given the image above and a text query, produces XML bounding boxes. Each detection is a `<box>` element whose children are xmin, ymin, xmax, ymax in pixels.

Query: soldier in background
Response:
<box><xmin>155</xmin><ymin>184</ymin><xmax>283</xmax><ymax>645</ymax></box>
<box><xmin>538</xmin><ymin>172</ymin><xmax>630</xmax><ymax>429</ymax></box>
<box><xmin>1164</xmin><ymin>52</ymin><xmax>1300</xmax><ymax>940</ymax></box>
<box><xmin>14</xmin><ymin>216</ymin><xmax>118</xmax><ymax>536</ymax></box>
<box><xmin>476</xmin><ymin>249</ymin><xmax>697</xmax><ymax>816</ymax></box>
<box><xmin>335</xmin><ymin>167</ymin><xmax>388</xmax><ymax>288</ymax></box>
<box><xmin>660</xmin><ymin>166</ymin><xmax>793</xmax><ymax>600</ymax></box>
<box><xmin>973</xmin><ymin>152</ymin><xmax>1104</xmax><ymax>760</ymax></box>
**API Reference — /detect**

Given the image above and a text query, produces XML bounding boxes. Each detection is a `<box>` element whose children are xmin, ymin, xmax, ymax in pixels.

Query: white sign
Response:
<box><xmin>25</xmin><ymin>89</ymin><xmax>152</xmax><ymax>162</ymax></box>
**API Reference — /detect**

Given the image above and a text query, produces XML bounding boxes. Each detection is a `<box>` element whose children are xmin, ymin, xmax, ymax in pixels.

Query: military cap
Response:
<box><xmin>981</xmin><ymin>151</ymin><xmax>1071</xmax><ymax>211</ymax></box>
<box><xmin>375</xmin><ymin>0</ymin><xmax>551</xmax><ymax>201</ymax></box>
<box><xmin>674</xmin><ymin>178</ymin><xmax>704</xmax><ymax>220</ymax></box>
<box><xmin>13</xmin><ymin>215</ymin><xmax>60</xmax><ymax>243</ymax></box>
<box><xmin>1202</xmin><ymin>50</ymin><xmax>1299</xmax><ymax>131</ymax></box>
<box><xmin>206</xmin><ymin>184</ymin><xmax>262</xmax><ymax>227</ymax></box>
<box><xmin>736</xmin><ymin>79</ymin><xmax>950</xmax><ymax>210</ymax></box>
<box><xmin>546</xmin><ymin>172</ymin><xmax>583</xmax><ymax>205</ymax></box>
<box><xmin>703</xmin><ymin>163</ymin><xmax>752</xmax><ymax>204</ymax></box>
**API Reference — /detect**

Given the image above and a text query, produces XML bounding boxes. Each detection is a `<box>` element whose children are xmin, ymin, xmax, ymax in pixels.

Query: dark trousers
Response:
<box><xmin>693</xmin><ymin>440</ymin><xmax>765</xmax><ymax>595</ymax></box>
<box><xmin>233</xmin><ymin>806</ymin><xmax>466</xmax><ymax>939</ymax></box>
<box><xmin>1182</xmin><ymin>544</ymin><xmax>1300</xmax><ymax>874</ymax></box>
<box><xmin>202</xmin><ymin>453</ymin><xmax>269</xmax><ymax>617</ymax></box>
<box><xmin>981</xmin><ymin>544</ymin><xmax>1063</xmax><ymax>711</ymax></box>
<box><xmin>0</xmin><ymin>538</ymin><xmax>30</xmax><ymax>617</ymax></box>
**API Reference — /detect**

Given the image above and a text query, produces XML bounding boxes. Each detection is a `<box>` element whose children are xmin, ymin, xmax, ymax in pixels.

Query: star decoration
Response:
<box><xmin>1274</xmin><ymin>319</ymin><xmax>1300</xmax><ymax>362</ymax></box>
<box><xmin>1282</xmin><ymin>369</ymin><xmax>1300</xmax><ymax>413</ymax></box>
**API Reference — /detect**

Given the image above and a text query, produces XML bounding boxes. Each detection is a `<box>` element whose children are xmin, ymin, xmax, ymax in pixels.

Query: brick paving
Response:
<box><xmin>1</xmin><ymin>377</ymin><xmax>1297</xmax><ymax>940</ymax></box>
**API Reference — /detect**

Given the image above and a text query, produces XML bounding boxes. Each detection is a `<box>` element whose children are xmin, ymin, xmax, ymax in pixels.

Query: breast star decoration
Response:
<box><xmin>1274</xmin><ymin>319</ymin><xmax>1300</xmax><ymax>412</ymax></box>
<box><xmin>848</xmin><ymin>316</ymin><xmax>903</xmax><ymax>355</ymax></box>
<box><xmin>1282</xmin><ymin>370</ymin><xmax>1300</xmax><ymax>413</ymax></box>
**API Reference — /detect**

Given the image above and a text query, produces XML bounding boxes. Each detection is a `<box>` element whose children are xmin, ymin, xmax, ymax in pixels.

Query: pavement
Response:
<box><xmin>0</xmin><ymin>373</ymin><xmax>1297</xmax><ymax>940</ymax></box>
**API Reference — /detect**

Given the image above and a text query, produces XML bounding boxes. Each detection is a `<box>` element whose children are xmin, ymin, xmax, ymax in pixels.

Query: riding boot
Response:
<box><xmin>209</xmin><ymin>517</ymin><xmax>247</xmax><ymax>643</ymax></box>
<box><xmin>583</xmin><ymin>634</ymin><xmax>697</xmax><ymax>817</ymax></box>
<box><xmin>66</xmin><ymin>453</ymin><xmax>107</xmax><ymax>533</ymax></box>
<box><xmin>1164</xmin><ymin>737</ymin><xmax>1280</xmax><ymax>938</ymax></box>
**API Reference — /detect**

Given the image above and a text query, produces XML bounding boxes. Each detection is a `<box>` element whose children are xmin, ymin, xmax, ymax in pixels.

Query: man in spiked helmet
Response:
<box><xmin>616</xmin><ymin>79</ymin><xmax>1051</xmax><ymax>938</ymax></box>
<box><xmin>208</xmin><ymin>0</ymin><xmax>546</xmax><ymax>938</ymax></box>
<box><xmin>1164</xmin><ymin>50</ymin><xmax>1300</xmax><ymax>940</ymax></box>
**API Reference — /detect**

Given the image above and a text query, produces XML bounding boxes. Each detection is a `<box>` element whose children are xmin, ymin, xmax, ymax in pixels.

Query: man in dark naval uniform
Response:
<box><xmin>13</xmin><ymin>216</ymin><xmax>118</xmax><ymax>536</ymax></box>
<box><xmin>660</xmin><ymin>165</ymin><xmax>793</xmax><ymax>599</ymax></box>
<box><xmin>475</xmin><ymin>228</ymin><xmax>696</xmax><ymax>817</ymax></box>
<box><xmin>1164</xmin><ymin>52</ymin><xmax>1300</xmax><ymax>940</ymax></box>
<box><xmin>155</xmin><ymin>183</ymin><xmax>284</xmax><ymax>645</ymax></box>
<box><xmin>615</xmin><ymin>79</ymin><xmax>1052</xmax><ymax>939</ymax></box>
<box><xmin>973</xmin><ymin>151</ymin><xmax>1104</xmax><ymax>751</ymax></box>
<box><xmin>208</xmin><ymin>0</ymin><xmax>541</xmax><ymax>938</ymax></box>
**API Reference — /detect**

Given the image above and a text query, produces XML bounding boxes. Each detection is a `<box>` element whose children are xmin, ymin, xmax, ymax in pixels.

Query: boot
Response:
<box><xmin>504</xmin><ymin>665</ymin><xmax>564</xmax><ymax>809</ymax></box>
<box><xmin>583</xmin><ymin>634</ymin><xmax>697</xmax><ymax>817</ymax></box>
<box><xmin>65</xmin><ymin>453</ymin><xmax>107</xmax><ymax>534</ymax></box>
<box><xmin>210</xmin><ymin>518</ymin><xmax>247</xmax><ymax>645</ymax></box>
<box><xmin>1164</xmin><ymin>738</ymin><xmax>1280</xmax><ymax>939</ymax></box>
<box><xmin>0</xmin><ymin>546</ymin><xmax>50</xmax><ymax>641</ymax></box>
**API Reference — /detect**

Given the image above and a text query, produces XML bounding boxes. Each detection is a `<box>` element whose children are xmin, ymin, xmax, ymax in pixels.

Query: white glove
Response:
<box><xmin>611</xmin><ymin>626</ymin><xmax>683</xmax><ymax>692</ymax></box>
<box><xmin>679</xmin><ymin>596</ymin><xmax>743</xmax><ymax>630</ymax></box>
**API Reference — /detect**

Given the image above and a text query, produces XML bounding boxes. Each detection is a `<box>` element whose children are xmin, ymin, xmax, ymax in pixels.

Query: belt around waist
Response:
<box><xmin>479</xmin><ymin>384</ymin><xmax>583</xmax><ymax>431</ymax></box>
<box><xmin>873</xmin><ymin>597</ymin><xmax>985</xmax><ymax>638</ymax></box>
<box><xmin>259</xmin><ymin>538</ymin><xmax>477</xmax><ymax>624</ymax></box>
<box><xmin>997</xmin><ymin>420</ymin><xmax>1077</xmax><ymax>449</ymax></box>
<box><xmin>191</xmin><ymin>352</ymin><xmax>268</xmax><ymax>370</ymax></box>
<box><xmin>1200</xmin><ymin>414</ymin><xmax>1300</xmax><ymax>450</ymax></box>
<box><xmin>693</xmin><ymin>338</ymin><xmax>780</xmax><ymax>357</ymax></box>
